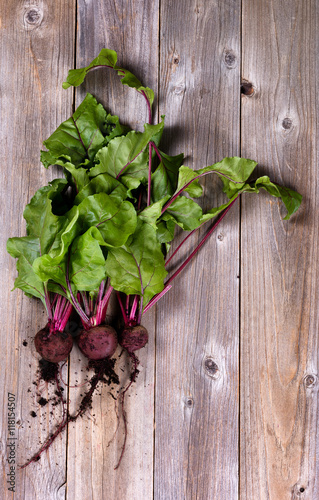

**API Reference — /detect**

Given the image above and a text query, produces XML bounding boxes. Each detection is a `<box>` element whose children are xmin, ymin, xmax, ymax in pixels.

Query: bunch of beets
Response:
<box><xmin>7</xmin><ymin>49</ymin><xmax>302</xmax><ymax>468</ymax></box>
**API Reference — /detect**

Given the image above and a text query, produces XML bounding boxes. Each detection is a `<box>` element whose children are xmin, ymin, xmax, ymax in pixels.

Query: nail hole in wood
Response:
<box><xmin>204</xmin><ymin>357</ymin><xmax>220</xmax><ymax>379</ymax></box>
<box><xmin>299</xmin><ymin>487</ymin><xmax>305</xmax><ymax>493</ymax></box>
<box><xmin>217</xmin><ymin>233</ymin><xmax>224</xmax><ymax>241</ymax></box>
<box><xmin>241</xmin><ymin>80</ymin><xmax>254</xmax><ymax>96</ymax></box>
<box><xmin>173</xmin><ymin>57</ymin><xmax>180</xmax><ymax>65</ymax></box>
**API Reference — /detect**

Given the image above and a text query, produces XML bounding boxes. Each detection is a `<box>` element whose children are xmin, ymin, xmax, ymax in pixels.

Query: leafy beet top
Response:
<box><xmin>7</xmin><ymin>48</ymin><xmax>302</xmax><ymax>328</ymax></box>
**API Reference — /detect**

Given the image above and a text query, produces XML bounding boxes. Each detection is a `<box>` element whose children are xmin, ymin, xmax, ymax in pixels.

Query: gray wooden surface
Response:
<box><xmin>0</xmin><ymin>1</ymin><xmax>317</xmax><ymax>499</ymax></box>
<box><xmin>240</xmin><ymin>1</ymin><xmax>319</xmax><ymax>499</ymax></box>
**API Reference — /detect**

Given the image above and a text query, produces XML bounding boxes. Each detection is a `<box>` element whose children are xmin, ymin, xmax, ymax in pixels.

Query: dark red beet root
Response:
<box><xmin>77</xmin><ymin>325</ymin><xmax>118</xmax><ymax>360</ymax></box>
<box><xmin>34</xmin><ymin>327</ymin><xmax>73</xmax><ymax>363</ymax></box>
<box><xmin>120</xmin><ymin>325</ymin><xmax>148</xmax><ymax>353</ymax></box>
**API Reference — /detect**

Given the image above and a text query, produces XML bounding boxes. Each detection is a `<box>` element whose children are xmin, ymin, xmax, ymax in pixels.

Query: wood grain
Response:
<box><xmin>155</xmin><ymin>1</ymin><xmax>241</xmax><ymax>498</ymax></box>
<box><xmin>240</xmin><ymin>0</ymin><xmax>319</xmax><ymax>498</ymax></box>
<box><xmin>65</xmin><ymin>2</ymin><xmax>159</xmax><ymax>499</ymax></box>
<box><xmin>0</xmin><ymin>1</ymin><xmax>75</xmax><ymax>498</ymax></box>
<box><xmin>1</xmin><ymin>1</ymin><xmax>318</xmax><ymax>498</ymax></box>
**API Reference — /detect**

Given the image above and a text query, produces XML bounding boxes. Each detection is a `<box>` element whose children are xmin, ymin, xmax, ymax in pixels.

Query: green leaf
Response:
<box><xmin>75</xmin><ymin>193</ymin><xmax>137</xmax><ymax>247</ymax></box>
<box><xmin>166</xmin><ymin>196</ymin><xmax>203</xmax><ymax>230</ymax></box>
<box><xmin>24</xmin><ymin>180</ymin><xmax>81</xmax><ymax>263</ymax></box>
<box><xmin>105</xmin><ymin>218</ymin><xmax>167</xmax><ymax>306</ymax></box>
<box><xmin>34</xmin><ymin>191</ymin><xmax>136</xmax><ymax>280</ymax></box>
<box><xmin>47</xmin><ymin>282</ymin><xmax>68</xmax><ymax>298</ymax></box>
<box><xmin>139</xmin><ymin>196</ymin><xmax>170</xmax><ymax>229</ymax></box>
<box><xmin>68</xmin><ymin>227</ymin><xmax>107</xmax><ymax>291</ymax></box>
<box><xmin>184</xmin><ymin>179</ymin><xmax>203</xmax><ymax>198</ymax></box>
<box><xmin>63</xmin><ymin>163</ymin><xmax>90</xmax><ymax>193</ymax></box>
<box><xmin>103</xmin><ymin>113</ymin><xmax>130</xmax><ymax>144</ymax></box>
<box><xmin>20</xmin><ymin>180</ymin><xmax>81</xmax><ymax>268</ymax></box>
<box><xmin>45</xmin><ymin>208</ymin><xmax>80</xmax><ymax>263</ymax></box>
<box><xmin>175</xmin><ymin>157</ymin><xmax>258</xmax><ymax>199</ymax></box>
<box><xmin>23</xmin><ymin>179</ymin><xmax>68</xmax><ymax>235</ymax></box>
<box><xmin>33</xmin><ymin>226</ymin><xmax>104</xmax><ymax>295</ymax></box>
<box><xmin>40</xmin><ymin>150</ymin><xmax>63</xmax><ymax>168</ymax></box>
<box><xmin>150</xmin><ymin>117</ymin><xmax>165</xmax><ymax>147</ymax></box>
<box><xmin>89</xmin><ymin>120</ymin><xmax>164</xmax><ymax>192</ymax></box>
<box><xmin>241</xmin><ymin>176</ymin><xmax>302</xmax><ymax>220</ymax></box>
<box><xmin>33</xmin><ymin>228</ymin><xmax>106</xmax><ymax>293</ymax></box>
<box><xmin>74</xmin><ymin>173</ymin><xmax>128</xmax><ymax>204</ymax></box>
<box><xmin>28</xmin><ymin>187</ymin><xmax>137</xmax><ymax>297</ymax></box>
<box><xmin>40</xmin><ymin>94</ymin><xmax>115</xmax><ymax>168</ymax></box>
<box><xmin>156</xmin><ymin>218</ymin><xmax>176</xmax><ymax>244</ymax></box>
<box><xmin>200</xmin><ymin>176</ymin><xmax>302</xmax><ymax>223</ymax></box>
<box><xmin>151</xmin><ymin>150</ymin><xmax>185</xmax><ymax>202</ymax></box>
<box><xmin>158</xmin><ymin>157</ymin><xmax>258</xmax><ymax>229</ymax></box>
<box><xmin>23</xmin><ymin>179</ymin><xmax>77</xmax><ymax>257</ymax></box>
<box><xmin>33</xmin><ymin>254</ymin><xmax>68</xmax><ymax>291</ymax></box>
<box><xmin>7</xmin><ymin>236</ymin><xmax>46</xmax><ymax>304</ymax></box>
<box><xmin>199</xmin><ymin>195</ymin><xmax>239</xmax><ymax>223</ymax></box>
<box><xmin>8</xmin><ymin>181</ymin><xmax>82</xmax><ymax>300</ymax></box>
<box><xmin>62</xmin><ymin>48</ymin><xmax>154</xmax><ymax>106</ymax></box>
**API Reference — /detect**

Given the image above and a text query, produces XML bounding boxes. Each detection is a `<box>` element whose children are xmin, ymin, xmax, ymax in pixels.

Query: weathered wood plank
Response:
<box><xmin>0</xmin><ymin>1</ymin><xmax>75</xmax><ymax>499</ymax></box>
<box><xmin>155</xmin><ymin>1</ymin><xmax>241</xmax><ymax>498</ymax></box>
<box><xmin>2</xmin><ymin>2</ymin><xmax>318</xmax><ymax>499</ymax></box>
<box><xmin>66</xmin><ymin>3</ymin><xmax>159</xmax><ymax>499</ymax></box>
<box><xmin>240</xmin><ymin>1</ymin><xmax>319</xmax><ymax>498</ymax></box>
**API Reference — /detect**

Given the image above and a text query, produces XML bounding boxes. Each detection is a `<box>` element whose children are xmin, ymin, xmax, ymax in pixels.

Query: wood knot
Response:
<box><xmin>23</xmin><ymin>6</ymin><xmax>43</xmax><ymax>30</ymax></box>
<box><xmin>224</xmin><ymin>50</ymin><xmax>237</xmax><ymax>69</ymax></box>
<box><xmin>185</xmin><ymin>397</ymin><xmax>194</xmax><ymax>408</ymax></box>
<box><xmin>204</xmin><ymin>357</ymin><xmax>220</xmax><ymax>379</ymax></box>
<box><xmin>304</xmin><ymin>374</ymin><xmax>317</xmax><ymax>388</ymax></box>
<box><xmin>173</xmin><ymin>83</ymin><xmax>185</xmax><ymax>95</ymax></box>
<box><xmin>241</xmin><ymin>80</ymin><xmax>255</xmax><ymax>97</ymax></box>
<box><xmin>217</xmin><ymin>233</ymin><xmax>224</xmax><ymax>241</ymax></box>
<box><xmin>282</xmin><ymin>117</ymin><xmax>293</xmax><ymax>130</ymax></box>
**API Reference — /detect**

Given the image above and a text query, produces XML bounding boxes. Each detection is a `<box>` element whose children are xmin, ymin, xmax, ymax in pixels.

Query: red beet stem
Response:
<box><xmin>117</xmin><ymin>292</ymin><xmax>128</xmax><ymax>323</ymax></box>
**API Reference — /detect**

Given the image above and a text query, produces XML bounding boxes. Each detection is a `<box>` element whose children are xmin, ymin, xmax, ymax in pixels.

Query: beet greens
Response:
<box><xmin>7</xmin><ymin>48</ymin><xmax>302</xmax><ymax>468</ymax></box>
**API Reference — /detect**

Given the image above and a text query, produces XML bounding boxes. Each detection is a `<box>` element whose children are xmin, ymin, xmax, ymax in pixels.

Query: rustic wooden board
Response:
<box><xmin>1</xmin><ymin>1</ymin><xmax>317</xmax><ymax>499</ymax></box>
<box><xmin>155</xmin><ymin>1</ymin><xmax>241</xmax><ymax>498</ymax></box>
<box><xmin>240</xmin><ymin>1</ymin><xmax>319</xmax><ymax>499</ymax></box>
<box><xmin>0</xmin><ymin>1</ymin><xmax>75</xmax><ymax>498</ymax></box>
<box><xmin>65</xmin><ymin>2</ymin><xmax>159</xmax><ymax>499</ymax></box>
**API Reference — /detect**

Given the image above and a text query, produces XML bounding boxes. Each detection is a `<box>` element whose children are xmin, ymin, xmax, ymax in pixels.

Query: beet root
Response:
<box><xmin>77</xmin><ymin>325</ymin><xmax>118</xmax><ymax>360</ymax></box>
<box><xmin>114</xmin><ymin>324</ymin><xmax>148</xmax><ymax>469</ymax></box>
<box><xmin>120</xmin><ymin>325</ymin><xmax>148</xmax><ymax>353</ymax></box>
<box><xmin>21</xmin><ymin>355</ymin><xmax>119</xmax><ymax>469</ymax></box>
<box><xmin>34</xmin><ymin>327</ymin><xmax>73</xmax><ymax>363</ymax></box>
